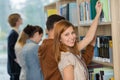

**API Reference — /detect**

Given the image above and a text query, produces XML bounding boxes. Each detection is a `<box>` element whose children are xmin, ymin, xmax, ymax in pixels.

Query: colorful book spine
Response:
<box><xmin>79</xmin><ymin>0</ymin><xmax>111</xmax><ymax>24</ymax></box>
<box><xmin>68</xmin><ymin>2</ymin><xmax>78</xmax><ymax>26</ymax></box>
<box><xmin>90</xmin><ymin>0</ymin><xmax>98</xmax><ymax>19</ymax></box>
<box><xmin>59</xmin><ymin>4</ymin><xmax>69</xmax><ymax>20</ymax></box>
<box><xmin>88</xmin><ymin>67</ymin><xmax>114</xmax><ymax>80</ymax></box>
<box><xmin>60</xmin><ymin>2</ymin><xmax>78</xmax><ymax>26</ymax></box>
<box><xmin>100</xmin><ymin>0</ymin><xmax>110</xmax><ymax>22</ymax></box>
<box><xmin>47</xmin><ymin>9</ymin><xmax>57</xmax><ymax>16</ymax></box>
<box><xmin>93</xmin><ymin>36</ymin><xmax>112</xmax><ymax>63</ymax></box>
<box><xmin>109</xmin><ymin>40</ymin><xmax>113</xmax><ymax>63</ymax></box>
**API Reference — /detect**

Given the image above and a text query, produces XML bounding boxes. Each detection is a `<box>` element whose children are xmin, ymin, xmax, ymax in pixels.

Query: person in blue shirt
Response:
<box><xmin>22</xmin><ymin>25</ymin><xmax>44</xmax><ymax>80</ymax></box>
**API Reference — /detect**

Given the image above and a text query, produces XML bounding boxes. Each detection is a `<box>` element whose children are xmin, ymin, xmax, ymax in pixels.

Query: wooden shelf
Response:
<box><xmin>99</xmin><ymin>21</ymin><xmax>111</xmax><ymax>25</ymax></box>
<box><xmin>58</xmin><ymin>0</ymin><xmax>76</xmax><ymax>2</ymax></box>
<box><xmin>79</xmin><ymin>21</ymin><xmax>111</xmax><ymax>27</ymax></box>
<box><xmin>44</xmin><ymin>2</ymin><xmax>57</xmax><ymax>10</ymax></box>
<box><xmin>92</xmin><ymin>59</ymin><xmax>113</xmax><ymax>67</ymax></box>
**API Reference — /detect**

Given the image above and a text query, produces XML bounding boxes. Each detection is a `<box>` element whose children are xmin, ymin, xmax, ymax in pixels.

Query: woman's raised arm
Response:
<box><xmin>78</xmin><ymin>1</ymin><xmax>102</xmax><ymax>51</ymax></box>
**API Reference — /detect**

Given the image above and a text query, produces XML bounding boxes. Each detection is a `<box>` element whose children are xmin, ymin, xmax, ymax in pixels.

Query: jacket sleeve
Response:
<box><xmin>8</xmin><ymin>32</ymin><xmax>18</xmax><ymax>60</ymax></box>
<box><xmin>82</xmin><ymin>45</ymin><xmax>94</xmax><ymax>65</ymax></box>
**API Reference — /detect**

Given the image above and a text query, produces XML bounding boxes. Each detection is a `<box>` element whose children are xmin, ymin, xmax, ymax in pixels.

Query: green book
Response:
<box><xmin>100</xmin><ymin>0</ymin><xmax>109</xmax><ymax>21</ymax></box>
<box><xmin>90</xmin><ymin>0</ymin><xmax>98</xmax><ymax>19</ymax></box>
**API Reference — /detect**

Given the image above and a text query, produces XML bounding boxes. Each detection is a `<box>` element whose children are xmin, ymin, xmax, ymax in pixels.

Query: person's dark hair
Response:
<box><xmin>23</xmin><ymin>24</ymin><xmax>43</xmax><ymax>38</ymax></box>
<box><xmin>46</xmin><ymin>14</ymin><xmax>65</xmax><ymax>31</ymax></box>
<box><xmin>35</xmin><ymin>26</ymin><xmax>43</xmax><ymax>34</ymax></box>
<box><xmin>8</xmin><ymin>13</ymin><xmax>21</xmax><ymax>27</ymax></box>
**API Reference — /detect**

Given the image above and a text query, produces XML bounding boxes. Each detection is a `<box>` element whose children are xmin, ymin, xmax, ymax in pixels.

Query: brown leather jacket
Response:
<box><xmin>82</xmin><ymin>45</ymin><xmax>94</xmax><ymax>65</ymax></box>
<box><xmin>38</xmin><ymin>39</ymin><xmax>94</xmax><ymax>80</ymax></box>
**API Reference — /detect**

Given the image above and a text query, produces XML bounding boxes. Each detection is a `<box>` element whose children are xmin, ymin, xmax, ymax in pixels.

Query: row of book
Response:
<box><xmin>80</xmin><ymin>36</ymin><xmax>113</xmax><ymax>63</ymax></box>
<box><xmin>94</xmin><ymin>36</ymin><xmax>112</xmax><ymax>63</ymax></box>
<box><xmin>88</xmin><ymin>67</ymin><xmax>114</xmax><ymax>80</ymax></box>
<box><xmin>45</xmin><ymin>3</ymin><xmax>78</xmax><ymax>26</ymax></box>
<box><xmin>79</xmin><ymin>0</ymin><xmax>111</xmax><ymax>24</ymax></box>
<box><xmin>45</xmin><ymin>0</ymin><xmax>111</xmax><ymax>26</ymax></box>
<box><xmin>59</xmin><ymin>2</ymin><xmax>78</xmax><ymax>26</ymax></box>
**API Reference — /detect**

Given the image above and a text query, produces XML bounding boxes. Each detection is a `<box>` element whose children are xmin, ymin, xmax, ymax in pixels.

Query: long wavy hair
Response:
<box><xmin>53</xmin><ymin>20</ymin><xmax>79</xmax><ymax>63</ymax></box>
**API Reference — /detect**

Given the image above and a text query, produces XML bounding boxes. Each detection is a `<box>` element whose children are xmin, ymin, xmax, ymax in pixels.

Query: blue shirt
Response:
<box><xmin>22</xmin><ymin>39</ymin><xmax>43</xmax><ymax>80</ymax></box>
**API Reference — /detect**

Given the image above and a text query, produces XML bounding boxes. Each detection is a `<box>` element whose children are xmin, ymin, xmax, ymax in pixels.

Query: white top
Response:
<box><xmin>15</xmin><ymin>44</ymin><xmax>23</xmax><ymax>66</ymax></box>
<box><xmin>15</xmin><ymin>43</ymin><xmax>26</xmax><ymax>80</ymax></box>
<box><xmin>58</xmin><ymin>52</ymin><xmax>88</xmax><ymax>80</ymax></box>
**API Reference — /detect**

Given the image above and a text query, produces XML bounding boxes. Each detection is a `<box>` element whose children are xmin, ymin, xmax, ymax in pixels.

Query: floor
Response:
<box><xmin>0</xmin><ymin>54</ymin><xmax>10</xmax><ymax>80</ymax></box>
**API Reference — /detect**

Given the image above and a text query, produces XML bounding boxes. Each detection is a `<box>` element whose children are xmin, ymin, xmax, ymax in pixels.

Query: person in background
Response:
<box><xmin>22</xmin><ymin>25</ymin><xmax>43</xmax><ymax>80</ymax></box>
<box><xmin>53</xmin><ymin>1</ymin><xmax>102</xmax><ymax>80</ymax></box>
<box><xmin>15</xmin><ymin>26</ymin><xmax>30</xmax><ymax>80</ymax></box>
<box><xmin>7</xmin><ymin>13</ymin><xmax>22</xmax><ymax>80</ymax></box>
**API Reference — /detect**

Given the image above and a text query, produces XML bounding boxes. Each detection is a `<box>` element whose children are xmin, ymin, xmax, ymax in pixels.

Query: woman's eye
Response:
<box><xmin>65</xmin><ymin>33</ymin><xmax>69</xmax><ymax>36</ymax></box>
<box><xmin>72</xmin><ymin>31</ymin><xmax>75</xmax><ymax>35</ymax></box>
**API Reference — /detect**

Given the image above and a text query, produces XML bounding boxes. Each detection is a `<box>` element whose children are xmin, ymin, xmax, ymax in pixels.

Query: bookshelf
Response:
<box><xmin>44</xmin><ymin>0</ymin><xmax>120</xmax><ymax>79</ymax></box>
<box><xmin>77</xmin><ymin>0</ymin><xmax>120</xmax><ymax>80</ymax></box>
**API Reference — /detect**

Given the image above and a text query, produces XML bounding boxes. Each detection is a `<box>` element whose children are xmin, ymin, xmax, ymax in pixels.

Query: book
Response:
<box><xmin>68</xmin><ymin>2</ymin><xmax>78</xmax><ymax>26</ymax></box>
<box><xmin>79</xmin><ymin>1</ymin><xmax>92</xmax><ymax>24</ymax></box>
<box><xmin>92</xmin><ymin>36</ymin><xmax>112</xmax><ymax>63</ymax></box>
<box><xmin>60</xmin><ymin>2</ymin><xmax>78</xmax><ymax>26</ymax></box>
<box><xmin>79</xmin><ymin>1</ymin><xmax>85</xmax><ymax>23</ymax></box>
<box><xmin>109</xmin><ymin>40</ymin><xmax>113</xmax><ymax>63</ymax></box>
<box><xmin>90</xmin><ymin>0</ymin><xmax>98</xmax><ymax>19</ymax></box>
<box><xmin>93</xmin><ymin>67</ymin><xmax>113</xmax><ymax>80</ymax></box>
<box><xmin>80</xmin><ymin>35</ymin><xmax>112</xmax><ymax>63</ymax></box>
<box><xmin>60</xmin><ymin>4</ymin><xmax>69</xmax><ymax>20</ymax></box>
<box><xmin>100</xmin><ymin>0</ymin><xmax>111</xmax><ymax>22</ymax></box>
<box><xmin>47</xmin><ymin>9</ymin><xmax>57</xmax><ymax>16</ymax></box>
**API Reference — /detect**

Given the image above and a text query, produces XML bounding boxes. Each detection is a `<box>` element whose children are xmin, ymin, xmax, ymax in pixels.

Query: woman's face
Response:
<box><xmin>60</xmin><ymin>26</ymin><xmax>76</xmax><ymax>47</ymax></box>
<box><xmin>34</xmin><ymin>32</ymin><xmax>43</xmax><ymax>44</ymax></box>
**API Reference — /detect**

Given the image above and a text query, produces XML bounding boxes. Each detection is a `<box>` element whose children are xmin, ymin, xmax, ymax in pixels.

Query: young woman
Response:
<box><xmin>22</xmin><ymin>25</ymin><xmax>44</xmax><ymax>80</ymax></box>
<box><xmin>53</xmin><ymin>1</ymin><xmax>102</xmax><ymax>80</ymax></box>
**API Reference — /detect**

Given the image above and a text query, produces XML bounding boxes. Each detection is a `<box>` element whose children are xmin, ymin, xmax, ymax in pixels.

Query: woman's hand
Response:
<box><xmin>95</xmin><ymin>1</ymin><xmax>102</xmax><ymax>17</ymax></box>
